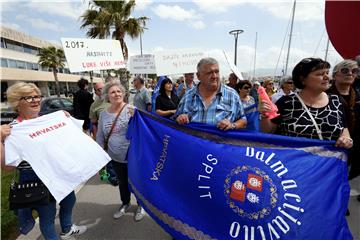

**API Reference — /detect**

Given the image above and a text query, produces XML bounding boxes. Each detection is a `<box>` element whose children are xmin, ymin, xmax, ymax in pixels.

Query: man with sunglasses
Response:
<box><xmin>327</xmin><ymin>60</ymin><xmax>360</xmax><ymax>185</ymax></box>
<box><xmin>271</xmin><ymin>76</ymin><xmax>294</xmax><ymax>104</ymax></box>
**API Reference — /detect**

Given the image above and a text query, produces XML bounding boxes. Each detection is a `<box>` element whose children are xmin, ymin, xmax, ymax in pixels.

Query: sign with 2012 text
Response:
<box><xmin>154</xmin><ymin>48</ymin><xmax>205</xmax><ymax>76</ymax></box>
<box><xmin>61</xmin><ymin>38</ymin><xmax>126</xmax><ymax>72</ymax></box>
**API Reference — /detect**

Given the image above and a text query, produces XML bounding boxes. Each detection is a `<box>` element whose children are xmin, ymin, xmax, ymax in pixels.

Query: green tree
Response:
<box><xmin>80</xmin><ymin>0</ymin><xmax>149</xmax><ymax>93</ymax></box>
<box><xmin>37</xmin><ymin>46</ymin><xmax>65</xmax><ymax>97</ymax></box>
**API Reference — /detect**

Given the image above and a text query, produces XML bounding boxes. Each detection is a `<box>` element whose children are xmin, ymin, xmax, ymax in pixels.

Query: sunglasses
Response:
<box><xmin>242</xmin><ymin>86</ymin><xmax>251</xmax><ymax>90</ymax></box>
<box><xmin>20</xmin><ymin>95</ymin><xmax>42</xmax><ymax>103</ymax></box>
<box><xmin>339</xmin><ymin>68</ymin><xmax>359</xmax><ymax>75</ymax></box>
<box><xmin>95</xmin><ymin>88</ymin><xmax>103</xmax><ymax>92</ymax></box>
<box><xmin>285</xmin><ymin>81</ymin><xmax>293</xmax><ymax>84</ymax></box>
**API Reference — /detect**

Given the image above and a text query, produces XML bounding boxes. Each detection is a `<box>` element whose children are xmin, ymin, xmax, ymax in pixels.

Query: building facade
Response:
<box><xmin>0</xmin><ymin>26</ymin><xmax>102</xmax><ymax>102</ymax></box>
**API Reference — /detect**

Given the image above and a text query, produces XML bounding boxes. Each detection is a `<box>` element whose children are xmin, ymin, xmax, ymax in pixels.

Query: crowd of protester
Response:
<box><xmin>1</xmin><ymin>55</ymin><xmax>359</xmax><ymax>239</ymax></box>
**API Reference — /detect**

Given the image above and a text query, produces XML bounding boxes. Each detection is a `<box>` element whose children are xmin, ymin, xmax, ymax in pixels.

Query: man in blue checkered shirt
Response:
<box><xmin>175</xmin><ymin>57</ymin><xmax>247</xmax><ymax>131</ymax></box>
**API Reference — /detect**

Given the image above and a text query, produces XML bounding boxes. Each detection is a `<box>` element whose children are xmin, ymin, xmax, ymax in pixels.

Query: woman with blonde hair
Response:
<box><xmin>1</xmin><ymin>82</ymin><xmax>86</xmax><ymax>240</ymax></box>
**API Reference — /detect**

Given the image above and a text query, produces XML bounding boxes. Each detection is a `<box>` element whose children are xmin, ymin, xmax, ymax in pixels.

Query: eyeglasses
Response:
<box><xmin>285</xmin><ymin>81</ymin><xmax>293</xmax><ymax>84</ymax></box>
<box><xmin>340</xmin><ymin>68</ymin><xmax>359</xmax><ymax>75</ymax></box>
<box><xmin>242</xmin><ymin>86</ymin><xmax>251</xmax><ymax>90</ymax></box>
<box><xmin>95</xmin><ymin>88</ymin><xmax>103</xmax><ymax>92</ymax></box>
<box><xmin>20</xmin><ymin>95</ymin><xmax>42</xmax><ymax>103</ymax></box>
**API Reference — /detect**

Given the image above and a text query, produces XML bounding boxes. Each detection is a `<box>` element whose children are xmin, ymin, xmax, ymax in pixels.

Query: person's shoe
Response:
<box><xmin>60</xmin><ymin>224</ymin><xmax>87</xmax><ymax>239</ymax></box>
<box><xmin>357</xmin><ymin>195</ymin><xmax>360</xmax><ymax>202</ymax></box>
<box><xmin>134</xmin><ymin>206</ymin><xmax>146</xmax><ymax>222</ymax></box>
<box><xmin>113</xmin><ymin>204</ymin><xmax>131</xmax><ymax>219</ymax></box>
<box><xmin>346</xmin><ymin>208</ymin><xmax>350</xmax><ymax>216</ymax></box>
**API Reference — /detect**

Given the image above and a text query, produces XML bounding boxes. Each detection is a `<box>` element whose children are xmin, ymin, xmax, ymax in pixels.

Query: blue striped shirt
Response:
<box><xmin>175</xmin><ymin>84</ymin><xmax>246</xmax><ymax>125</ymax></box>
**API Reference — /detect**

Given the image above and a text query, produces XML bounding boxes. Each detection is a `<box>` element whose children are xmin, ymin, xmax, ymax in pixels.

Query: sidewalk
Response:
<box><xmin>17</xmin><ymin>175</ymin><xmax>172</xmax><ymax>240</ymax></box>
<box><xmin>17</xmin><ymin>175</ymin><xmax>360</xmax><ymax>240</ymax></box>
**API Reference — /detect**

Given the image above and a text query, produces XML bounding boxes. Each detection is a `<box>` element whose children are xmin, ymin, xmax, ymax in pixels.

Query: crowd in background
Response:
<box><xmin>1</xmin><ymin>55</ymin><xmax>359</xmax><ymax>239</ymax></box>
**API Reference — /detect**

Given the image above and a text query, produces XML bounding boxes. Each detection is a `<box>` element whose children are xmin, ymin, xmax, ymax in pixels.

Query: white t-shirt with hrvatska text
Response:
<box><xmin>5</xmin><ymin>111</ymin><xmax>111</xmax><ymax>202</ymax></box>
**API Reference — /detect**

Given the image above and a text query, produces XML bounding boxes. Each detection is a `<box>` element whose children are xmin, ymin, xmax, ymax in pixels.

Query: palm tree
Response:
<box><xmin>37</xmin><ymin>46</ymin><xmax>65</xmax><ymax>97</ymax></box>
<box><xmin>80</xmin><ymin>0</ymin><xmax>149</xmax><ymax>61</ymax></box>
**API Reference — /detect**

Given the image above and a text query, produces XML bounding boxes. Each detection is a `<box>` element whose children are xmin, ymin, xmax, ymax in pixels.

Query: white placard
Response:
<box><xmin>61</xmin><ymin>38</ymin><xmax>126</xmax><ymax>72</ymax></box>
<box><xmin>223</xmin><ymin>50</ymin><xmax>244</xmax><ymax>80</ymax></box>
<box><xmin>129</xmin><ymin>54</ymin><xmax>156</xmax><ymax>74</ymax></box>
<box><xmin>154</xmin><ymin>48</ymin><xmax>205</xmax><ymax>76</ymax></box>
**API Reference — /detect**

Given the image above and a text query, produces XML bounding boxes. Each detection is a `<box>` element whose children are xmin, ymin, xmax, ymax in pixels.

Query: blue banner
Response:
<box><xmin>127</xmin><ymin>110</ymin><xmax>352</xmax><ymax>240</ymax></box>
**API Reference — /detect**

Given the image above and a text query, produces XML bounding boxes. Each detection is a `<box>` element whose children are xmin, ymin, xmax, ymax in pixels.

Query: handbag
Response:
<box><xmin>103</xmin><ymin>103</ymin><xmax>127</xmax><ymax>151</ymax></box>
<box><xmin>9</xmin><ymin>171</ymin><xmax>51</xmax><ymax>210</ymax></box>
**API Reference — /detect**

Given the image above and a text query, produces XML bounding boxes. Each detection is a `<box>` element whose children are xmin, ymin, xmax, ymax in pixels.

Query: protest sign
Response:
<box><xmin>61</xmin><ymin>38</ymin><xmax>125</xmax><ymax>72</ymax></box>
<box><xmin>129</xmin><ymin>54</ymin><xmax>156</xmax><ymax>74</ymax></box>
<box><xmin>154</xmin><ymin>48</ymin><xmax>205</xmax><ymax>76</ymax></box>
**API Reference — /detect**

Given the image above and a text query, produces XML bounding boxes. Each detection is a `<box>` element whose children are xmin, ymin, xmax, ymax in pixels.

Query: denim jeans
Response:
<box><xmin>18</xmin><ymin>169</ymin><xmax>76</xmax><ymax>240</ymax></box>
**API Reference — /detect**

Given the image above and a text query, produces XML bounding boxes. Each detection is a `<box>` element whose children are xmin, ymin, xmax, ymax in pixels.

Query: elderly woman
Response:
<box><xmin>155</xmin><ymin>77</ymin><xmax>180</xmax><ymax>119</ymax></box>
<box><xmin>96</xmin><ymin>81</ymin><xmax>145</xmax><ymax>222</ymax></box>
<box><xmin>327</xmin><ymin>60</ymin><xmax>360</xmax><ymax>181</ymax></box>
<box><xmin>263</xmin><ymin>79</ymin><xmax>276</xmax><ymax>97</ymax></box>
<box><xmin>260</xmin><ymin>57</ymin><xmax>353</xmax><ymax>149</ymax></box>
<box><xmin>0</xmin><ymin>82</ymin><xmax>86</xmax><ymax>240</ymax></box>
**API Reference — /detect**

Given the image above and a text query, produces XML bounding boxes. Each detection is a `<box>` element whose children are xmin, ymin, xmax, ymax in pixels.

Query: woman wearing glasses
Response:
<box><xmin>260</xmin><ymin>58</ymin><xmax>353</xmax><ymax>149</ymax></box>
<box><xmin>0</xmin><ymin>82</ymin><xmax>86</xmax><ymax>240</ymax></box>
<box><xmin>237</xmin><ymin>80</ymin><xmax>259</xmax><ymax>131</ymax></box>
<box><xmin>327</xmin><ymin>60</ymin><xmax>360</xmax><ymax>181</ymax></box>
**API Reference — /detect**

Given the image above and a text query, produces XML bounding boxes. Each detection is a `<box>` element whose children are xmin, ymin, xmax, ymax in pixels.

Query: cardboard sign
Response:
<box><xmin>154</xmin><ymin>49</ymin><xmax>205</xmax><ymax>76</ymax></box>
<box><xmin>129</xmin><ymin>54</ymin><xmax>156</xmax><ymax>74</ymax></box>
<box><xmin>223</xmin><ymin>50</ymin><xmax>244</xmax><ymax>80</ymax></box>
<box><xmin>61</xmin><ymin>38</ymin><xmax>125</xmax><ymax>72</ymax></box>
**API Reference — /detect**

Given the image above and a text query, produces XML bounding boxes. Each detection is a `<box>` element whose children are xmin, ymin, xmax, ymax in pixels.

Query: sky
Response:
<box><xmin>0</xmin><ymin>0</ymin><xmax>344</xmax><ymax>78</ymax></box>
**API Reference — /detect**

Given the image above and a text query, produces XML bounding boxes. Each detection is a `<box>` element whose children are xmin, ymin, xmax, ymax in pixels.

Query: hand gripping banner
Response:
<box><xmin>127</xmin><ymin>110</ymin><xmax>352</xmax><ymax>240</ymax></box>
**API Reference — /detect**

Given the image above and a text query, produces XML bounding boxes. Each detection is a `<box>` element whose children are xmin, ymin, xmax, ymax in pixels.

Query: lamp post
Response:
<box><xmin>139</xmin><ymin>27</ymin><xmax>148</xmax><ymax>57</ymax></box>
<box><xmin>229</xmin><ymin>29</ymin><xmax>244</xmax><ymax>66</ymax></box>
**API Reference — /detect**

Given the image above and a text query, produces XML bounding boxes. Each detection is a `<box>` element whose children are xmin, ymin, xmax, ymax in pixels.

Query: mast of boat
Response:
<box><xmin>324</xmin><ymin>37</ymin><xmax>330</xmax><ymax>61</ymax></box>
<box><xmin>284</xmin><ymin>0</ymin><xmax>296</xmax><ymax>75</ymax></box>
<box><xmin>253</xmin><ymin>32</ymin><xmax>258</xmax><ymax>79</ymax></box>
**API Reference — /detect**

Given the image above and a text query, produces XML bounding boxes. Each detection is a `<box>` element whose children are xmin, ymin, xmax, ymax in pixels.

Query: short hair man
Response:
<box><xmin>227</xmin><ymin>73</ymin><xmax>238</xmax><ymax>90</ymax></box>
<box><xmin>73</xmin><ymin>78</ymin><xmax>94</xmax><ymax>132</ymax></box>
<box><xmin>271</xmin><ymin>76</ymin><xmax>294</xmax><ymax>104</ymax></box>
<box><xmin>133</xmin><ymin>76</ymin><xmax>152</xmax><ymax>112</ymax></box>
<box><xmin>89</xmin><ymin>81</ymin><xmax>110</xmax><ymax>138</ymax></box>
<box><xmin>175</xmin><ymin>57</ymin><xmax>247</xmax><ymax>131</ymax></box>
<box><xmin>177</xmin><ymin>72</ymin><xmax>196</xmax><ymax>99</ymax></box>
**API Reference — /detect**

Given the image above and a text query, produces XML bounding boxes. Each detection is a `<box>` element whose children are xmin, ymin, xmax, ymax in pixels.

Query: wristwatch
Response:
<box><xmin>231</xmin><ymin>123</ymin><xmax>236</xmax><ymax>129</ymax></box>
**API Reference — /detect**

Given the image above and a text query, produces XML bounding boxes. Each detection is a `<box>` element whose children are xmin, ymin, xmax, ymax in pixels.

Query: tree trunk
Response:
<box><xmin>52</xmin><ymin>68</ymin><xmax>61</xmax><ymax>97</ymax></box>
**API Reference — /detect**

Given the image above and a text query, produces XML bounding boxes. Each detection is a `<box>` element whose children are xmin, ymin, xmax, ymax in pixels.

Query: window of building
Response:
<box><xmin>5</xmin><ymin>39</ymin><xmax>23</xmax><ymax>52</ymax></box>
<box><xmin>1</xmin><ymin>38</ymin><xmax>5</xmax><ymax>48</ymax></box>
<box><xmin>8</xmin><ymin>59</ymin><xmax>17</xmax><ymax>68</ymax></box>
<box><xmin>1</xmin><ymin>58</ymin><xmax>8</xmax><ymax>67</ymax></box>
<box><xmin>16</xmin><ymin>60</ymin><xmax>26</xmax><ymax>69</ymax></box>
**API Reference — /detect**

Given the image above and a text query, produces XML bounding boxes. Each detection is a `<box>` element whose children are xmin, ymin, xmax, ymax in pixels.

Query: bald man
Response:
<box><xmin>89</xmin><ymin>82</ymin><xmax>110</xmax><ymax>138</ymax></box>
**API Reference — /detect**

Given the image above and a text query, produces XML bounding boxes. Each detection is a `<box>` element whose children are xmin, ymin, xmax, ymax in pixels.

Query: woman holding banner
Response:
<box><xmin>96</xmin><ymin>81</ymin><xmax>146</xmax><ymax>222</ymax></box>
<box><xmin>260</xmin><ymin>57</ymin><xmax>353</xmax><ymax>149</ymax></box>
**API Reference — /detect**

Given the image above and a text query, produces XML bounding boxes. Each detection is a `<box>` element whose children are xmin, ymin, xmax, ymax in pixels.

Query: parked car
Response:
<box><xmin>1</xmin><ymin>97</ymin><xmax>74</xmax><ymax>124</ymax></box>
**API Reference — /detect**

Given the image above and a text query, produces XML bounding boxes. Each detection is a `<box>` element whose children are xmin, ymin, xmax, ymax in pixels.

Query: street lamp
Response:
<box><xmin>229</xmin><ymin>29</ymin><xmax>244</xmax><ymax>66</ymax></box>
<box><xmin>139</xmin><ymin>27</ymin><xmax>148</xmax><ymax>56</ymax></box>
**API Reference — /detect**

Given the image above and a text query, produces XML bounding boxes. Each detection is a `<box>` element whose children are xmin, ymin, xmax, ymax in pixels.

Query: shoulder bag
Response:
<box><xmin>103</xmin><ymin>103</ymin><xmax>127</xmax><ymax>151</ymax></box>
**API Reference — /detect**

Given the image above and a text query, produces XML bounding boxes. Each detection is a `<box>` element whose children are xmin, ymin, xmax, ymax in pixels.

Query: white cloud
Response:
<box><xmin>194</xmin><ymin>0</ymin><xmax>244</xmax><ymax>13</ymax></box>
<box><xmin>250</xmin><ymin>1</ymin><xmax>324</xmax><ymax>21</ymax></box>
<box><xmin>152</xmin><ymin>4</ymin><xmax>205</xmax><ymax>29</ymax></box>
<box><xmin>25</xmin><ymin>2</ymin><xmax>88</xmax><ymax>20</ymax></box>
<box><xmin>152</xmin><ymin>4</ymin><xmax>201</xmax><ymax>21</ymax></box>
<box><xmin>15</xmin><ymin>14</ymin><xmax>67</xmax><ymax>32</ymax></box>
<box><xmin>136</xmin><ymin>0</ymin><xmax>153</xmax><ymax>11</ymax></box>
